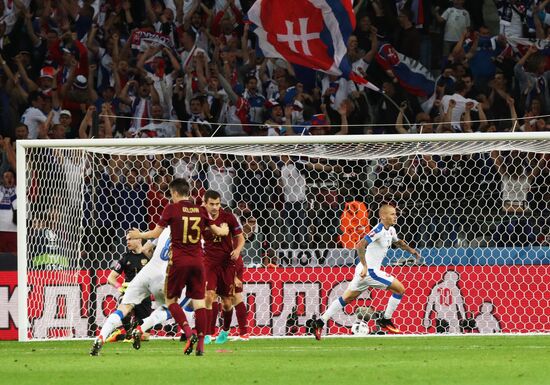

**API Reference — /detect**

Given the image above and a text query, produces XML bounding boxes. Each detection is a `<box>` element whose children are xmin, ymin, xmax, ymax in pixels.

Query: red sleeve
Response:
<box><xmin>74</xmin><ymin>40</ymin><xmax>89</xmax><ymax>76</ymax></box>
<box><xmin>229</xmin><ymin>212</ymin><xmax>243</xmax><ymax>237</ymax></box>
<box><xmin>49</xmin><ymin>39</ymin><xmax>64</xmax><ymax>66</ymax></box>
<box><xmin>158</xmin><ymin>204</ymin><xmax>173</xmax><ymax>228</ymax></box>
<box><xmin>235</xmin><ymin>254</ymin><xmax>244</xmax><ymax>269</ymax></box>
<box><xmin>200</xmin><ymin>206</ymin><xmax>211</xmax><ymax>226</ymax></box>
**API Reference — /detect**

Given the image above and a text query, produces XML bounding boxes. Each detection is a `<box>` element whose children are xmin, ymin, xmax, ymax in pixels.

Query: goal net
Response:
<box><xmin>16</xmin><ymin>133</ymin><xmax>550</xmax><ymax>340</ymax></box>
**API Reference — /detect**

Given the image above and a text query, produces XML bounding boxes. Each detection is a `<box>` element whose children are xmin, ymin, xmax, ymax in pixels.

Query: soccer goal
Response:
<box><xmin>16</xmin><ymin>132</ymin><xmax>550</xmax><ymax>341</ymax></box>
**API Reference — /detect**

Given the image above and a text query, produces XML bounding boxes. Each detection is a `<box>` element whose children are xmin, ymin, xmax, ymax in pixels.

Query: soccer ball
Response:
<box><xmin>351</xmin><ymin>321</ymin><xmax>370</xmax><ymax>335</ymax></box>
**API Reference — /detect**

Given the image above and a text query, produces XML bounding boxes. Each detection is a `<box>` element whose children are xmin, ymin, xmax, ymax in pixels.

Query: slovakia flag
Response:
<box><xmin>248</xmin><ymin>0</ymin><xmax>379</xmax><ymax>91</ymax></box>
<box><xmin>375</xmin><ymin>43</ymin><xmax>435</xmax><ymax>98</ymax></box>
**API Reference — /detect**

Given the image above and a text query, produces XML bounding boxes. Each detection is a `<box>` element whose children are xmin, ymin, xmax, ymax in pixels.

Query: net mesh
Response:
<box><xmin>21</xmin><ymin>137</ymin><xmax>550</xmax><ymax>339</ymax></box>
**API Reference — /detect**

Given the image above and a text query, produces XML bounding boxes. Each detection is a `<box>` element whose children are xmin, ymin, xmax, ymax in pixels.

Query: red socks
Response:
<box><xmin>222</xmin><ymin>309</ymin><xmax>233</xmax><ymax>331</ymax></box>
<box><xmin>210</xmin><ymin>302</ymin><xmax>219</xmax><ymax>335</ymax></box>
<box><xmin>168</xmin><ymin>303</ymin><xmax>192</xmax><ymax>339</ymax></box>
<box><xmin>235</xmin><ymin>302</ymin><xmax>248</xmax><ymax>336</ymax></box>
<box><xmin>195</xmin><ymin>308</ymin><xmax>207</xmax><ymax>353</ymax></box>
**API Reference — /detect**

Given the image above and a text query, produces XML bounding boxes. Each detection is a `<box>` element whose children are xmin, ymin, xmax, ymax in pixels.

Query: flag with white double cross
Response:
<box><xmin>248</xmin><ymin>0</ymin><xmax>372</xmax><ymax>85</ymax></box>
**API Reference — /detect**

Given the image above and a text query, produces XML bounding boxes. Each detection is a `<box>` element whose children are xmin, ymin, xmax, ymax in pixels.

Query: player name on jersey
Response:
<box><xmin>181</xmin><ymin>207</ymin><xmax>200</xmax><ymax>214</ymax></box>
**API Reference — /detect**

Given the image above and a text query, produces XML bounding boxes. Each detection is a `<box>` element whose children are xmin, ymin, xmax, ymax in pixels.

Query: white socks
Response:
<box><xmin>384</xmin><ymin>293</ymin><xmax>403</xmax><ymax>319</ymax></box>
<box><xmin>99</xmin><ymin>310</ymin><xmax>124</xmax><ymax>340</ymax></box>
<box><xmin>140</xmin><ymin>306</ymin><xmax>171</xmax><ymax>332</ymax></box>
<box><xmin>321</xmin><ymin>296</ymin><xmax>346</xmax><ymax>323</ymax></box>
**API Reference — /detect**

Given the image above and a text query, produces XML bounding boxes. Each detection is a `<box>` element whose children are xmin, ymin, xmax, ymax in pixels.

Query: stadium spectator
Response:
<box><xmin>496</xmin><ymin>0</ymin><xmax>526</xmax><ymax>38</ymax></box>
<box><xmin>514</xmin><ymin>45</ymin><xmax>550</xmax><ymax>114</ymax></box>
<box><xmin>147</xmin><ymin>172</ymin><xmax>171</xmax><ymax>231</ymax></box>
<box><xmin>114</xmin><ymin>168</ymin><xmax>149</xmax><ymax>254</ymax></box>
<box><xmin>490</xmin><ymin>151</ymin><xmax>540</xmax><ymax>214</ymax></box>
<box><xmin>393</xmin><ymin>9</ymin><xmax>421</xmax><ymax>61</ymax></box>
<box><xmin>433</xmin><ymin>0</ymin><xmax>471</xmax><ymax>57</ymax></box>
<box><xmin>237</xmin><ymin>203</ymin><xmax>262</xmax><ymax>265</ymax></box>
<box><xmin>129</xmin><ymin>103</ymin><xmax>179</xmax><ymax>137</ymax></box>
<box><xmin>0</xmin><ymin>136</ymin><xmax>15</xmax><ymax>175</ymax></box>
<box><xmin>371</xmin><ymin>157</ymin><xmax>414</xmax><ymax>207</ymax></box>
<box><xmin>279</xmin><ymin>155</ymin><xmax>310</xmax><ymax>249</ymax></box>
<box><xmin>206</xmin><ymin>154</ymin><xmax>235</xmax><ymax>207</ymax></box>
<box><xmin>21</xmin><ymin>91</ymin><xmax>47</xmax><ymax>139</ymax></box>
<box><xmin>0</xmin><ymin>169</ymin><xmax>16</xmax><ymax>253</ymax></box>
<box><xmin>0</xmin><ymin>0</ymin><xmax>548</xmax><ymax>273</ymax></box>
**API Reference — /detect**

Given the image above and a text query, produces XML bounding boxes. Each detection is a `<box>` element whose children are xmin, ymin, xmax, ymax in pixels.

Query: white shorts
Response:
<box><xmin>121</xmin><ymin>263</ymin><xmax>166</xmax><ymax>306</ymax></box>
<box><xmin>347</xmin><ymin>267</ymin><xmax>395</xmax><ymax>293</ymax></box>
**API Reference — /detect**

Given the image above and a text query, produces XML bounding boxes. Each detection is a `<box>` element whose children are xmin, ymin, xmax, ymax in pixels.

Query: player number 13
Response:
<box><xmin>182</xmin><ymin>216</ymin><xmax>201</xmax><ymax>244</ymax></box>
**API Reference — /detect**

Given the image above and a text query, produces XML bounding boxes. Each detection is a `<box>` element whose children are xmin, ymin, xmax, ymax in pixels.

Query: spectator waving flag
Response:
<box><xmin>248</xmin><ymin>0</ymin><xmax>379</xmax><ymax>91</ymax></box>
<box><xmin>375</xmin><ymin>43</ymin><xmax>435</xmax><ymax>98</ymax></box>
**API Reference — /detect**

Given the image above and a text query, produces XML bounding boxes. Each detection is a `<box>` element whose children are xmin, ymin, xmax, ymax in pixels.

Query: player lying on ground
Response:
<box><xmin>311</xmin><ymin>204</ymin><xmax>420</xmax><ymax>339</ymax></box>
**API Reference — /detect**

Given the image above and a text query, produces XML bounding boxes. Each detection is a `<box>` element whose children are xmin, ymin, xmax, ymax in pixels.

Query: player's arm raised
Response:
<box><xmin>355</xmin><ymin>238</ymin><xmax>369</xmax><ymax>279</ymax></box>
<box><xmin>393</xmin><ymin>240</ymin><xmax>420</xmax><ymax>259</ymax></box>
<box><xmin>128</xmin><ymin>225</ymin><xmax>164</xmax><ymax>240</ymax></box>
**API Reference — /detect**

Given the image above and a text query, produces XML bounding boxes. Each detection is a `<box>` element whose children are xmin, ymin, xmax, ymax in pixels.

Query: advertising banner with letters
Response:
<box><xmin>1</xmin><ymin>266</ymin><xmax>548</xmax><ymax>339</ymax></box>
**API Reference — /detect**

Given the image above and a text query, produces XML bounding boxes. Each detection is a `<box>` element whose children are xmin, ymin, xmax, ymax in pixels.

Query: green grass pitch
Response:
<box><xmin>1</xmin><ymin>336</ymin><xmax>549</xmax><ymax>385</ymax></box>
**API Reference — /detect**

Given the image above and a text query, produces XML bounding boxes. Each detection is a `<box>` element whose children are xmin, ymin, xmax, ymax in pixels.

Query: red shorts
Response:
<box><xmin>234</xmin><ymin>257</ymin><xmax>244</xmax><ymax>294</ymax></box>
<box><xmin>165</xmin><ymin>262</ymin><xmax>205</xmax><ymax>300</ymax></box>
<box><xmin>205</xmin><ymin>262</ymin><xmax>236</xmax><ymax>297</ymax></box>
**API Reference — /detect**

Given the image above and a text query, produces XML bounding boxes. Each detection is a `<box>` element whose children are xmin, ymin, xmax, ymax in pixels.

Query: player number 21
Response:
<box><xmin>182</xmin><ymin>216</ymin><xmax>201</xmax><ymax>244</ymax></box>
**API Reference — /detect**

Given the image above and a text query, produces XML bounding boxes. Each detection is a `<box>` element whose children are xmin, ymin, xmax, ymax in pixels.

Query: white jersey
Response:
<box><xmin>121</xmin><ymin>227</ymin><xmax>171</xmax><ymax>306</ymax></box>
<box><xmin>147</xmin><ymin>227</ymin><xmax>171</xmax><ymax>268</ymax></box>
<box><xmin>347</xmin><ymin>223</ymin><xmax>399</xmax><ymax>292</ymax></box>
<box><xmin>364</xmin><ymin>223</ymin><xmax>398</xmax><ymax>270</ymax></box>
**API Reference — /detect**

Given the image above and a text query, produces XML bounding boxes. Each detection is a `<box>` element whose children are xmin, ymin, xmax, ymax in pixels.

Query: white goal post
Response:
<box><xmin>16</xmin><ymin>132</ymin><xmax>550</xmax><ymax>341</ymax></box>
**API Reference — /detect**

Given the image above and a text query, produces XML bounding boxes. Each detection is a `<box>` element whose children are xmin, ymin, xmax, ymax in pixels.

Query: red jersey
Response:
<box><xmin>203</xmin><ymin>209</ymin><xmax>242</xmax><ymax>266</ymax></box>
<box><xmin>158</xmin><ymin>199</ymin><xmax>210</xmax><ymax>264</ymax></box>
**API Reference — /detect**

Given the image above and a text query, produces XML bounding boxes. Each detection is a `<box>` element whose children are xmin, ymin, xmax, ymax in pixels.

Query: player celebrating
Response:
<box><xmin>128</xmin><ymin>179</ymin><xmax>228</xmax><ymax>356</ymax></box>
<box><xmin>312</xmin><ymin>204</ymin><xmax>420</xmax><ymax>338</ymax></box>
<box><xmin>105</xmin><ymin>238</ymin><xmax>152</xmax><ymax>343</ymax></box>
<box><xmin>201</xmin><ymin>190</ymin><xmax>246</xmax><ymax>344</ymax></box>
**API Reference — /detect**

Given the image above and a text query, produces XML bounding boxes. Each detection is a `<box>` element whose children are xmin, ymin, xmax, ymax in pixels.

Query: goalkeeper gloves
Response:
<box><xmin>116</xmin><ymin>281</ymin><xmax>129</xmax><ymax>294</ymax></box>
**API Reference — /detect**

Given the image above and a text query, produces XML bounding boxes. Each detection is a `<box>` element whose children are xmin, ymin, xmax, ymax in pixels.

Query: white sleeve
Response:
<box><xmin>441</xmin><ymin>8</ymin><xmax>451</xmax><ymax>21</ymax></box>
<box><xmin>364</xmin><ymin>227</ymin><xmax>383</xmax><ymax>243</ymax></box>
<box><xmin>441</xmin><ymin>95</ymin><xmax>451</xmax><ymax>113</ymax></box>
<box><xmin>32</xmin><ymin>110</ymin><xmax>48</xmax><ymax>124</ymax></box>
<box><xmin>52</xmin><ymin>108</ymin><xmax>61</xmax><ymax>125</ymax></box>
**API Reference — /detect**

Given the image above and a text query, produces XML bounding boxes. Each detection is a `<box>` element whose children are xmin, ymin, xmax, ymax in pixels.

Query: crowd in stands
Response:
<box><xmin>0</xmin><ymin>0</ymin><xmax>549</xmax><ymax>262</ymax></box>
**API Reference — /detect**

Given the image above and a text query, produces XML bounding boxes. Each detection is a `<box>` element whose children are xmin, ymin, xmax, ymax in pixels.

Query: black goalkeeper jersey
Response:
<box><xmin>112</xmin><ymin>252</ymin><xmax>149</xmax><ymax>282</ymax></box>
